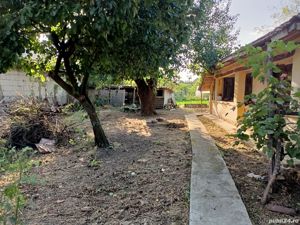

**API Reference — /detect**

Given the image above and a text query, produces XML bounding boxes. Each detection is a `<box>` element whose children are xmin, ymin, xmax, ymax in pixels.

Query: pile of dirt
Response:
<box><xmin>2</xmin><ymin>98</ymin><xmax>72</xmax><ymax>149</ymax></box>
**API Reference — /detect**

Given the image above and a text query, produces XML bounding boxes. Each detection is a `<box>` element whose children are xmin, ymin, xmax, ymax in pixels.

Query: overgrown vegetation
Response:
<box><xmin>0</xmin><ymin>146</ymin><xmax>36</xmax><ymax>225</ymax></box>
<box><xmin>236</xmin><ymin>40</ymin><xmax>300</xmax><ymax>205</ymax></box>
<box><xmin>3</xmin><ymin>98</ymin><xmax>72</xmax><ymax>149</ymax></box>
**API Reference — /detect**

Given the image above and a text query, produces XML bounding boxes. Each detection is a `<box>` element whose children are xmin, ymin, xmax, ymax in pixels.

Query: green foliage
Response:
<box><xmin>62</xmin><ymin>102</ymin><xmax>83</xmax><ymax>113</ymax></box>
<box><xmin>174</xmin><ymin>77</ymin><xmax>202</xmax><ymax>101</ymax></box>
<box><xmin>176</xmin><ymin>99</ymin><xmax>209</xmax><ymax>106</ymax></box>
<box><xmin>0</xmin><ymin>0</ymin><xmax>140</xmax><ymax>91</ymax></box>
<box><xmin>236</xmin><ymin>40</ymin><xmax>300</xmax><ymax>163</ymax></box>
<box><xmin>189</xmin><ymin>0</ymin><xmax>238</xmax><ymax>74</ymax></box>
<box><xmin>0</xmin><ymin>147</ymin><xmax>35</xmax><ymax>225</ymax></box>
<box><xmin>99</xmin><ymin>0</ymin><xmax>193</xmax><ymax>83</ymax></box>
<box><xmin>89</xmin><ymin>159</ymin><xmax>101</xmax><ymax>168</ymax></box>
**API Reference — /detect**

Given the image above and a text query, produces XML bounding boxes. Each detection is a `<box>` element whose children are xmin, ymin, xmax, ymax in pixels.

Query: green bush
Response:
<box><xmin>0</xmin><ymin>147</ymin><xmax>35</xmax><ymax>225</ymax></box>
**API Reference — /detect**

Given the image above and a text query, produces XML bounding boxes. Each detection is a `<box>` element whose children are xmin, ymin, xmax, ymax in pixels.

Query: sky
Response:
<box><xmin>230</xmin><ymin>0</ymin><xmax>280</xmax><ymax>46</ymax></box>
<box><xmin>180</xmin><ymin>0</ymin><xmax>284</xmax><ymax>81</ymax></box>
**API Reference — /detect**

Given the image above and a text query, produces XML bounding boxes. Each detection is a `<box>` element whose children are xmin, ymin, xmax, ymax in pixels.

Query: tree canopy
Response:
<box><xmin>98</xmin><ymin>0</ymin><xmax>193</xmax><ymax>115</ymax></box>
<box><xmin>188</xmin><ymin>0</ymin><xmax>238</xmax><ymax>74</ymax></box>
<box><xmin>0</xmin><ymin>0</ymin><xmax>140</xmax><ymax>147</ymax></box>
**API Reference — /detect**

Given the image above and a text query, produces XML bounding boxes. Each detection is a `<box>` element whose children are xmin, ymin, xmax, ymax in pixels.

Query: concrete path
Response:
<box><xmin>186</xmin><ymin>113</ymin><xmax>252</xmax><ymax>225</ymax></box>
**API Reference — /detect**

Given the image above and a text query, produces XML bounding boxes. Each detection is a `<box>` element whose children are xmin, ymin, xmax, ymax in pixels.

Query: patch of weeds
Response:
<box><xmin>61</xmin><ymin>102</ymin><xmax>83</xmax><ymax>113</ymax></box>
<box><xmin>183</xmin><ymin>186</ymin><xmax>190</xmax><ymax>207</ymax></box>
<box><xmin>0</xmin><ymin>147</ymin><xmax>36</xmax><ymax>224</ymax></box>
<box><xmin>153</xmin><ymin>141</ymin><xmax>164</xmax><ymax>146</ymax></box>
<box><xmin>88</xmin><ymin>159</ymin><xmax>101</xmax><ymax>168</ymax></box>
<box><xmin>20</xmin><ymin>174</ymin><xmax>45</xmax><ymax>186</ymax></box>
<box><xmin>64</xmin><ymin>110</ymin><xmax>88</xmax><ymax>126</ymax></box>
<box><xmin>68</xmin><ymin>138</ymin><xmax>76</xmax><ymax>146</ymax></box>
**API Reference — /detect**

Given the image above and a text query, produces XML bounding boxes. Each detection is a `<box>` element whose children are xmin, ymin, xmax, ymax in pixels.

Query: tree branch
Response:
<box><xmin>63</xmin><ymin>54</ymin><xmax>78</xmax><ymax>90</ymax></box>
<box><xmin>80</xmin><ymin>73</ymin><xmax>89</xmax><ymax>94</ymax></box>
<box><xmin>48</xmin><ymin>53</ymin><xmax>75</xmax><ymax>97</ymax></box>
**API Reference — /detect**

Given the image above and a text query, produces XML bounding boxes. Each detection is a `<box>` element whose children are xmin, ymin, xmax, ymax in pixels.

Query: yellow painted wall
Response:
<box><xmin>211</xmin><ymin>100</ymin><xmax>237</xmax><ymax>124</ymax></box>
<box><xmin>210</xmin><ymin>45</ymin><xmax>300</xmax><ymax>124</ymax></box>
<box><xmin>211</xmin><ymin>71</ymin><xmax>267</xmax><ymax>123</ymax></box>
<box><xmin>234</xmin><ymin>72</ymin><xmax>246</xmax><ymax>119</ymax></box>
<box><xmin>292</xmin><ymin>48</ymin><xmax>300</xmax><ymax>94</ymax></box>
<box><xmin>252</xmin><ymin>77</ymin><xmax>267</xmax><ymax>95</ymax></box>
<box><xmin>211</xmin><ymin>73</ymin><xmax>239</xmax><ymax>123</ymax></box>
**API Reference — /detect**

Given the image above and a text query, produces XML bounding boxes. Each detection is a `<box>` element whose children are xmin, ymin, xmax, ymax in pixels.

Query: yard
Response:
<box><xmin>2</xmin><ymin>108</ymin><xmax>192</xmax><ymax>225</ymax></box>
<box><xmin>198</xmin><ymin>115</ymin><xmax>300</xmax><ymax>225</ymax></box>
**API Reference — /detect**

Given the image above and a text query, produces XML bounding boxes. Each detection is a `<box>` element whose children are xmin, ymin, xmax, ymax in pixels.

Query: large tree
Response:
<box><xmin>103</xmin><ymin>0</ymin><xmax>193</xmax><ymax>116</ymax></box>
<box><xmin>189</xmin><ymin>0</ymin><xmax>238</xmax><ymax>74</ymax></box>
<box><xmin>0</xmin><ymin>0</ymin><xmax>139</xmax><ymax>148</ymax></box>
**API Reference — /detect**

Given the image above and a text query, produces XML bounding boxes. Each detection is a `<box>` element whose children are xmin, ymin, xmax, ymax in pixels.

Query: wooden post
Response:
<box><xmin>133</xmin><ymin>88</ymin><xmax>136</xmax><ymax>105</ymax></box>
<box><xmin>209</xmin><ymin>80</ymin><xmax>214</xmax><ymax>114</ymax></box>
<box><xmin>200</xmin><ymin>89</ymin><xmax>203</xmax><ymax>113</ymax></box>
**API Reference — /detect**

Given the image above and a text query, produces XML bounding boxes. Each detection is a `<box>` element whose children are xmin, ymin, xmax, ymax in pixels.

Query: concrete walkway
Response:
<box><xmin>186</xmin><ymin>113</ymin><xmax>252</xmax><ymax>225</ymax></box>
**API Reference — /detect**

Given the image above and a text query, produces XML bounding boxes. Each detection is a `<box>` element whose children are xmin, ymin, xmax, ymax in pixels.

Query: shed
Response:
<box><xmin>92</xmin><ymin>86</ymin><xmax>175</xmax><ymax>109</ymax></box>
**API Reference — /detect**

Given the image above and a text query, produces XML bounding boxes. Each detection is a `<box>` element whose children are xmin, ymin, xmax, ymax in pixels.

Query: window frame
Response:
<box><xmin>222</xmin><ymin>77</ymin><xmax>235</xmax><ymax>102</ymax></box>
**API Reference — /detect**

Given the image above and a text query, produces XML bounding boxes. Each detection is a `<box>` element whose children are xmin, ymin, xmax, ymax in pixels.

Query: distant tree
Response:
<box><xmin>0</xmin><ymin>0</ymin><xmax>139</xmax><ymax>148</ymax></box>
<box><xmin>174</xmin><ymin>77</ymin><xmax>201</xmax><ymax>101</ymax></box>
<box><xmin>188</xmin><ymin>0</ymin><xmax>238</xmax><ymax>74</ymax></box>
<box><xmin>273</xmin><ymin>0</ymin><xmax>300</xmax><ymax>23</ymax></box>
<box><xmin>256</xmin><ymin>0</ymin><xmax>300</xmax><ymax>34</ymax></box>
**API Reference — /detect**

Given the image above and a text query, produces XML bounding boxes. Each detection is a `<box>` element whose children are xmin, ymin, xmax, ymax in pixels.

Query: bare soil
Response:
<box><xmin>20</xmin><ymin>109</ymin><xmax>192</xmax><ymax>225</ymax></box>
<box><xmin>198</xmin><ymin>115</ymin><xmax>300</xmax><ymax>225</ymax></box>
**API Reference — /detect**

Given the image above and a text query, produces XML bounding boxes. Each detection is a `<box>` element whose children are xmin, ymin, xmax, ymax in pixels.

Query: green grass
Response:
<box><xmin>176</xmin><ymin>99</ymin><xmax>209</xmax><ymax>105</ymax></box>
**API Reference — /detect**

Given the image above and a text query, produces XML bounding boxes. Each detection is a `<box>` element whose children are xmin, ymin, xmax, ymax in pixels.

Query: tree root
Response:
<box><xmin>261</xmin><ymin>174</ymin><xmax>276</xmax><ymax>205</ymax></box>
<box><xmin>266</xmin><ymin>204</ymin><xmax>298</xmax><ymax>216</ymax></box>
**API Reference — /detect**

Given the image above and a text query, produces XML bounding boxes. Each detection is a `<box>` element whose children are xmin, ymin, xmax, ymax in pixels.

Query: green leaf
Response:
<box><xmin>287</xmin><ymin>159</ymin><xmax>294</xmax><ymax>167</ymax></box>
<box><xmin>4</xmin><ymin>184</ymin><xmax>19</xmax><ymax>200</ymax></box>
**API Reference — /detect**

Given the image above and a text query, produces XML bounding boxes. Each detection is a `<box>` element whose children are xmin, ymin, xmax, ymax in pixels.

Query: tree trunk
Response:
<box><xmin>135</xmin><ymin>78</ymin><xmax>157</xmax><ymax>116</ymax></box>
<box><xmin>261</xmin><ymin>139</ymin><xmax>282</xmax><ymax>205</ymax></box>
<box><xmin>79</xmin><ymin>95</ymin><xmax>109</xmax><ymax>148</ymax></box>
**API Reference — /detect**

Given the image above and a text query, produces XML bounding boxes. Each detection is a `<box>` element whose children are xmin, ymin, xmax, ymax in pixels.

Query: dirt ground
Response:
<box><xmin>198</xmin><ymin>115</ymin><xmax>300</xmax><ymax>225</ymax></box>
<box><xmin>20</xmin><ymin>109</ymin><xmax>192</xmax><ymax>225</ymax></box>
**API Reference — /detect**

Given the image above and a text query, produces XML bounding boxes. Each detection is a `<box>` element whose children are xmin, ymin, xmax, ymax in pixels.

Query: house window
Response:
<box><xmin>222</xmin><ymin>77</ymin><xmax>235</xmax><ymax>101</ymax></box>
<box><xmin>244</xmin><ymin>74</ymin><xmax>253</xmax><ymax>96</ymax></box>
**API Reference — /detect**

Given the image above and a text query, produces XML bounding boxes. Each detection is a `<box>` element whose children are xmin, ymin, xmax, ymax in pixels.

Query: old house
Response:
<box><xmin>92</xmin><ymin>86</ymin><xmax>176</xmax><ymax>108</ymax></box>
<box><xmin>0</xmin><ymin>71</ymin><xmax>68</xmax><ymax>104</ymax></box>
<box><xmin>201</xmin><ymin>14</ymin><xmax>300</xmax><ymax>124</ymax></box>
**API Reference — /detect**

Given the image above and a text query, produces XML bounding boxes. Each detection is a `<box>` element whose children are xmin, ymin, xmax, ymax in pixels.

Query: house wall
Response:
<box><xmin>110</xmin><ymin>89</ymin><xmax>125</xmax><ymax>107</ymax></box>
<box><xmin>211</xmin><ymin>100</ymin><xmax>237</xmax><ymax>123</ymax></box>
<box><xmin>211</xmin><ymin>68</ymin><xmax>272</xmax><ymax>123</ymax></box>
<box><xmin>212</xmin><ymin>74</ymin><xmax>238</xmax><ymax>123</ymax></box>
<box><xmin>0</xmin><ymin>71</ymin><xmax>67</xmax><ymax>105</ymax></box>
<box><xmin>234</xmin><ymin>72</ymin><xmax>246</xmax><ymax>119</ymax></box>
<box><xmin>98</xmin><ymin>89</ymin><xmax>125</xmax><ymax>106</ymax></box>
<box><xmin>292</xmin><ymin>48</ymin><xmax>300</xmax><ymax>94</ymax></box>
<box><xmin>163</xmin><ymin>90</ymin><xmax>176</xmax><ymax>105</ymax></box>
<box><xmin>252</xmin><ymin>77</ymin><xmax>267</xmax><ymax>95</ymax></box>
